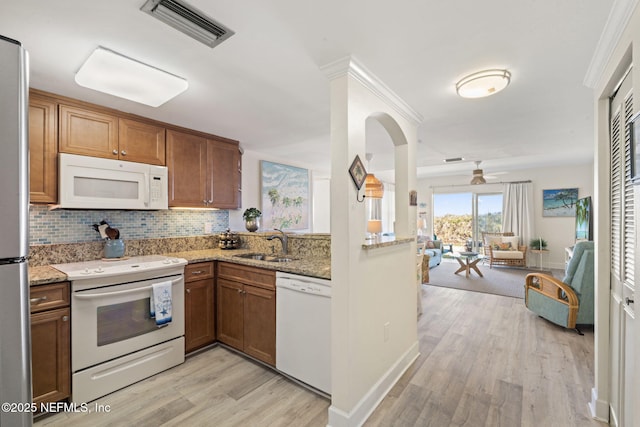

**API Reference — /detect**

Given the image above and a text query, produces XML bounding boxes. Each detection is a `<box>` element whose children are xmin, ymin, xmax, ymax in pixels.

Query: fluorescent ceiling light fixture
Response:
<box><xmin>75</xmin><ymin>47</ymin><xmax>188</xmax><ymax>107</ymax></box>
<box><xmin>456</xmin><ymin>69</ymin><xmax>511</xmax><ymax>99</ymax></box>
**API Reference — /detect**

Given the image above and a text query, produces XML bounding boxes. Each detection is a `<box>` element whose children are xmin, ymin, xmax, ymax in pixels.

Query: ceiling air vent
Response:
<box><xmin>141</xmin><ymin>0</ymin><xmax>234</xmax><ymax>48</ymax></box>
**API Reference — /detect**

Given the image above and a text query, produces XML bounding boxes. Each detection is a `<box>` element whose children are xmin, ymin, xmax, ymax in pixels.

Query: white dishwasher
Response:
<box><xmin>276</xmin><ymin>271</ymin><xmax>331</xmax><ymax>395</ymax></box>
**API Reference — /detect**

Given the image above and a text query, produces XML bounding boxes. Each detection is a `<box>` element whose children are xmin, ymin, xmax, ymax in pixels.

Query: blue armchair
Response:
<box><xmin>524</xmin><ymin>241</ymin><xmax>594</xmax><ymax>333</ymax></box>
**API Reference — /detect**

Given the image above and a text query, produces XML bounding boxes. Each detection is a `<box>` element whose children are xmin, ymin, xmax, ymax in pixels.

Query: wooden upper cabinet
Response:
<box><xmin>29</xmin><ymin>93</ymin><xmax>58</xmax><ymax>203</ymax></box>
<box><xmin>58</xmin><ymin>104</ymin><xmax>119</xmax><ymax>159</ymax></box>
<box><xmin>166</xmin><ymin>129</ymin><xmax>208</xmax><ymax>207</ymax></box>
<box><xmin>118</xmin><ymin>118</ymin><xmax>166</xmax><ymax>165</ymax></box>
<box><xmin>208</xmin><ymin>139</ymin><xmax>241</xmax><ymax>209</ymax></box>
<box><xmin>167</xmin><ymin>130</ymin><xmax>242</xmax><ymax>208</ymax></box>
<box><xmin>59</xmin><ymin>104</ymin><xmax>166</xmax><ymax>165</ymax></box>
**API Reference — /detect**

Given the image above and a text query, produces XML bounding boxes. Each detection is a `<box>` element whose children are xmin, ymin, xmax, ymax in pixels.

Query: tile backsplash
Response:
<box><xmin>29</xmin><ymin>205</ymin><xmax>230</xmax><ymax>245</ymax></box>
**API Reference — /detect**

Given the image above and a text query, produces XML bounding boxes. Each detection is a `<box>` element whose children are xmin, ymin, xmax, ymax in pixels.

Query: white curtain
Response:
<box><xmin>502</xmin><ymin>182</ymin><xmax>534</xmax><ymax>245</ymax></box>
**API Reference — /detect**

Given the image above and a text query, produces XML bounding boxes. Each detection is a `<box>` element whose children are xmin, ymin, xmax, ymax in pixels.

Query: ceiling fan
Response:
<box><xmin>470</xmin><ymin>161</ymin><xmax>486</xmax><ymax>185</ymax></box>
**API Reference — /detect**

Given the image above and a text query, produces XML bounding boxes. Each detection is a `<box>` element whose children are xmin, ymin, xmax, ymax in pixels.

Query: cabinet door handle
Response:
<box><xmin>207</xmin><ymin>200</ymin><xmax>212</xmax><ymax>204</ymax></box>
<box><xmin>121</xmin><ymin>150</ymin><xmax>127</xmax><ymax>156</ymax></box>
<box><xmin>112</xmin><ymin>149</ymin><xmax>118</xmax><ymax>155</ymax></box>
<box><xmin>30</xmin><ymin>296</ymin><xmax>47</xmax><ymax>305</ymax></box>
<box><xmin>237</xmin><ymin>289</ymin><xmax>243</xmax><ymax>294</ymax></box>
<box><xmin>186</xmin><ymin>289</ymin><xmax>191</xmax><ymax>294</ymax></box>
<box><xmin>62</xmin><ymin>316</ymin><xmax>69</xmax><ymax>322</ymax></box>
<box><xmin>203</xmin><ymin>200</ymin><xmax>208</xmax><ymax>205</ymax></box>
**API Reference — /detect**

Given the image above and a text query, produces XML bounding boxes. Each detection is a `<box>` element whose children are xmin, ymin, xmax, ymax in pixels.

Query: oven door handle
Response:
<box><xmin>73</xmin><ymin>277</ymin><xmax>182</xmax><ymax>299</ymax></box>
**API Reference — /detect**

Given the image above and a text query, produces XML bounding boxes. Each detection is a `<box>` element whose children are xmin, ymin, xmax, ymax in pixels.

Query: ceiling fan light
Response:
<box><xmin>456</xmin><ymin>69</ymin><xmax>511</xmax><ymax>99</ymax></box>
<box><xmin>470</xmin><ymin>169</ymin><xmax>486</xmax><ymax>185</ymax></box>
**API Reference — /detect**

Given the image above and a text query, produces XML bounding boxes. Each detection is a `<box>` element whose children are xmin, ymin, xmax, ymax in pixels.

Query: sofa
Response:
<box><xmin>418</xmin><ymin>238</ymin><xmax>442</xmax><ymax>269</ymax></box>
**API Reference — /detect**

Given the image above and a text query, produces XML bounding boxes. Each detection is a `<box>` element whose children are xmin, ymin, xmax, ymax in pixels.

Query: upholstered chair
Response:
<box><xmin>524</xmin><ymin>241</ymin><xmax>594</xmax><ymax>334</ymax></box>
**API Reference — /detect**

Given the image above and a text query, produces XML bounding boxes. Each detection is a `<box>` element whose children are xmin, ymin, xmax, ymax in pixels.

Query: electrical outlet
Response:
<box><xmin>384</xmin><ymin>322</ymin><xmax>390</xmax><ymax>342</ymax></box>
<box><xmin>204</xmin><ymin>222</ymin><xmax>213</xmax><ymax>234</ymax></box>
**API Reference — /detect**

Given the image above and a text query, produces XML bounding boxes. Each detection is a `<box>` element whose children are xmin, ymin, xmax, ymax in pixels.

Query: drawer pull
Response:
<box><xmin>191</xmin><ymin>270</ymin><xmax>204</xmax><ymax>275</ymax></box>
<box><xmin>30</xmin><ymin>296</ymin><xmax>48</xmax><ymax>305</ymax></box>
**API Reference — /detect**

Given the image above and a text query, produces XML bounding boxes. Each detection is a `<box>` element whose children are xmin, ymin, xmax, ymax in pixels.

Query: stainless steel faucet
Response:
<box><xmin>266</xmin><ymin>228</ymin><xmax>288</xmax><ymax>254</ymax></box>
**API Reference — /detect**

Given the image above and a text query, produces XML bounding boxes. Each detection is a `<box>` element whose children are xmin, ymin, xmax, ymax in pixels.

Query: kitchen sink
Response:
<box><xmin>233</xmin><ymin>253</ymin><xmax>296</xmax><ymax>262</ymax></box>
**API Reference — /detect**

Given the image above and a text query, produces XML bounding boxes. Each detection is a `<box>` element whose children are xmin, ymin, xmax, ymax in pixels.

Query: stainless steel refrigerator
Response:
<box><xmin>0</xmin><ymin>35</ymin><xmax>32</xmax><ymax>427</ymax></box>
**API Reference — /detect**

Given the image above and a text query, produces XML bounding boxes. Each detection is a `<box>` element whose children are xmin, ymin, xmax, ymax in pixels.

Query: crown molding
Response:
<box><xmin>584</xmin><ymin>0</ymin><xmax>639</xmax><ymax>88</ymax></box>
<box><xmin>321</xmin><ymin>56</ymin><xmax>423</xmax><ymax>126</ymax></box>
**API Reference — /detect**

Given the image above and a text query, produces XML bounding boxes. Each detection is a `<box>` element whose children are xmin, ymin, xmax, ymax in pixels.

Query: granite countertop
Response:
<box><xmin>29</xmin><ymin>248</ymin><xmax>331</xmax><ymax>286</ymax></box>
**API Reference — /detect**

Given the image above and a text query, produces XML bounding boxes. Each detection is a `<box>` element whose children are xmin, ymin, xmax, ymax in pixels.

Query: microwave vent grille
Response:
<box><xmin>141</xmin><ymin>0</ymin><xmax>234</xmax><ymax>48</ymax></box>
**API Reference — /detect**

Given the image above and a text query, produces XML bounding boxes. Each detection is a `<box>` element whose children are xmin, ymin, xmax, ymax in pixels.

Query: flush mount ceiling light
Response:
<box><xmin>456</xmin><ymin>69</ymin><xmax>511</xmax><ymax>99</ymax></box>
<box><xmin>470</xmin><ymin>161</ymin><xmax>487</xmax><ymax>185</ymax></box>
<box><xmin>75</xmin><ymin>47</ymin><xmax>188</xmax><ymax>107</ymax></box>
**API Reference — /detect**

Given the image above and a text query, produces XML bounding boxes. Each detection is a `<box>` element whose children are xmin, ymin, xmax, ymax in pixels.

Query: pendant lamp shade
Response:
<box><xmin>365</xmin><ymin>174</ymin><xmax>384</xmax><ymax>198</ymax></box>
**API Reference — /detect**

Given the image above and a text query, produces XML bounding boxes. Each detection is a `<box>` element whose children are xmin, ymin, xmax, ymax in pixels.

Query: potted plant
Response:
<box><xmin>529</xmin><ymin>237</ymin><xmax>548</xmax><ymax>250</ymax></box>
<box><xmin>243</xmin><ymin>207</ymin><xmax>262</xmax><ymax>232</ymax></box>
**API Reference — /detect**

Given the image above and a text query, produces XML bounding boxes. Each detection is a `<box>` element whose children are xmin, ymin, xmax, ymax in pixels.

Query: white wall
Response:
<box><xmin>229</xmin><ymin>149</ymin><xmax>321</xmax><ymax>233</ymax></box>
<box><xmin>417</xmin><ymin>162</ymin><xmax>593</xmax><ymax>269</ymax></box>
<box><xmin>312</xmin><ymin>177</ymin><xmax>331</xmax><ymax>233</ymax></box>
<box><xmin>326</xmin><ymin>58</ymin><xmax>420</xmax><ymax>427</ymax></box>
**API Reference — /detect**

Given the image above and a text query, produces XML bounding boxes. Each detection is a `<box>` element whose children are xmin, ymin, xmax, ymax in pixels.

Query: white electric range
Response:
<box><xmin>52</xmin><ymin>255</ymin><xmax>188</xmax><ymax>403</ymax></box>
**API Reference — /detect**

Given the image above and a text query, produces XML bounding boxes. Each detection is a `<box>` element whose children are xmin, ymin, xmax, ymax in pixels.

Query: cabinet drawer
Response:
<box><xmin>218</xmin><ymin>262</ymin><xmax>275</xmax><ymax>290</ymax></box>
<box><xmin>30</xmin><ymin>282</ymin><xmax>70</xmax><ymax>313</ymax></box>
<box><xmin>185</xmin><ymin>262</ymin><xmax>214</xmax><ymax>282</ymax></box>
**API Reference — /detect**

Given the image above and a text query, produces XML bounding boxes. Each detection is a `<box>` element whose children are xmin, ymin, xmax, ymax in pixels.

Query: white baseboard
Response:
<box><xmin>588</xmin><ymin>387</ymin><xmax>610</xmax><ymax>423</ymax></box>
<box><xmin>327</xmin><ymin>341</ymin><xmax>419</xmax><ymax>427</ymax></box>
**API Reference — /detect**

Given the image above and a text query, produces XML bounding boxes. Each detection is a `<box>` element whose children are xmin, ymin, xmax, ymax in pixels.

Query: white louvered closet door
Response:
<box><xmin>609</xmin><ymin>69</ymin><xmax>635</xmax><ymax>427</ymax></box>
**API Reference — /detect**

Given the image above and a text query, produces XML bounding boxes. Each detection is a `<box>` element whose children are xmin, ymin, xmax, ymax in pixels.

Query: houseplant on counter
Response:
<box><xmin>243</xmin><ymin>207</ymin><xmax>262</xmax><ymax>232</ymax></box>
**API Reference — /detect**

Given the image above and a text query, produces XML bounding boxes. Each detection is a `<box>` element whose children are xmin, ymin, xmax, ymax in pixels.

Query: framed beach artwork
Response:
<box><xmin>542</xmin><ymin>188</ymin><xmax>578</xmax><ymax>217</ymax></box>
<box><xmin>261</xmin><ymin>161</ymin><xmax>310</xmax><ymax>230</ymax></box>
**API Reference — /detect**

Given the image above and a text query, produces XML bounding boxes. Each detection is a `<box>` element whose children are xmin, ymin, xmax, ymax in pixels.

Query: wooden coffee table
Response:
<box><xmin>453</xmin><ymin>252</ymin><xmax>483</xmax><ymax>278</ymax></box>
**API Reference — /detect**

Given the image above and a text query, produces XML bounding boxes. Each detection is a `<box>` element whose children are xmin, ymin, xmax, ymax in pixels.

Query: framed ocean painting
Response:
<box><xmin>542</xmin><ymin>188</ymin><xmax>578</xmax><ymax>217</ymax></box>
<box><xmin>261</xmin><ymin>161</ymin><xmax>310</xmax><ymax>230</ymax></box>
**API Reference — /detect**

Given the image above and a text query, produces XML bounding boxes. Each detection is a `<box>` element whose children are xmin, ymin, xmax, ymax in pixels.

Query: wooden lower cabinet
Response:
<box><xmin>185</xmin><ymin>262</ymin><xmax>216</xmax><ymax>353</ymax></box>
<box><xmin>216</xmin><ymin>278</ymin><xmax>245</xmax><ymax>350</ymax></box>
<box><xmin>216</xmin><ymin>262</ymin><xmax>276</xmax><ymax>366</ymax></box>
<box><xmin>243</xmin><ymin>284</ymin><xmax>276</xmax><ymax>364</ymax></box>
<box><xmin>30</xmin><ymin>282</ymin><xmax>70</xmax><ymax>405</ymax></box>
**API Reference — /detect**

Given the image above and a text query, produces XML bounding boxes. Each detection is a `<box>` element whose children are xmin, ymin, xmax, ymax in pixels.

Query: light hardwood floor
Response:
<box><xmin>36</xmin><ymin>285</ymin><xmax>605</xmax><ymax>427</ymax></box>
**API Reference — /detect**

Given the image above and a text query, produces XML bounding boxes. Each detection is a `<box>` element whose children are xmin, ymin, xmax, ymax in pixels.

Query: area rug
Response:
<box><xmin>425</xmin><ymin>259</ymin><xmax>560</xmax><ymax>299</ymax></box>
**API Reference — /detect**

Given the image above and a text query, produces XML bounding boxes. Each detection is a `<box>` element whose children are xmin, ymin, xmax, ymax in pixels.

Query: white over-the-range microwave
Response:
<box><xmin>57</xmin><ymin>153</ymin><xmax>168</xmax><ymax>210</ymax></box>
